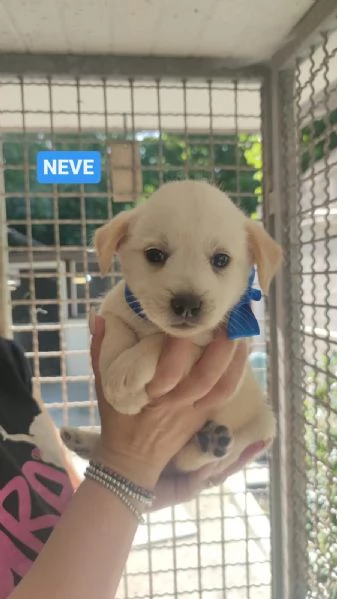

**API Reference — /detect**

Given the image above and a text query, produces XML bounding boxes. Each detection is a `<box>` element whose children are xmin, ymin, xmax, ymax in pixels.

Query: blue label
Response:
<box><xmin>36</xmin><ymin>151</ymin><xmax>101</xmax><ymax>184</ymax></box>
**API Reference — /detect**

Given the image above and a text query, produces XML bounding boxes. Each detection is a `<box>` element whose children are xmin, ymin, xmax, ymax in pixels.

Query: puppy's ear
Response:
<box><xmin>245</xmin><ymin>219</ymin><xmax>283</xmax><ymax>294</ymax></box>
<box><xmin>94</xmin><ymin>209</ymin><xmax>136</xmax><ymax>275</ymax></box>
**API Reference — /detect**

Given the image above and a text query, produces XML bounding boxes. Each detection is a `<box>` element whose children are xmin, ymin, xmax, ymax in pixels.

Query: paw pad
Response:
<box><xmin>196</xmin><ymin>420</ymin><xmax>232</xmax><ymax>458</ymax></box>
<box><xmin>60</xmin><ymin>428</ymin><xmax>82</xmax><ymax>447</ymax></box>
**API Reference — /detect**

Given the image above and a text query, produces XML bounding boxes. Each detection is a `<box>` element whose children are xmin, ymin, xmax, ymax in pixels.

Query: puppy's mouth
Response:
<box><xmin>170</xmin><ymin>321</ymin><xmax>199</xmax><ymax>330</ymax></box>
<box><xmin>164</xmin><ymin>316</ymin><xmax>209</xmax><ymax>336</ymax></box>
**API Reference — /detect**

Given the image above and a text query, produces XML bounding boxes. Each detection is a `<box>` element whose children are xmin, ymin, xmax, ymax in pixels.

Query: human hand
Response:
<box><xmin>149</xmin><ymin>439</ymin><xmax>269</xmax><ymax>510</ymax></box>
<box><xmin>90</xmin><ymin>313</ymin><xmax>248</xmax><ymax>491</ymax></box>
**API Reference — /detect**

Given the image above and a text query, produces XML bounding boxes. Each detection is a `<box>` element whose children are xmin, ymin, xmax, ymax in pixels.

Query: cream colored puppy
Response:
<box><xmin>61</xmin><ymin>180</ymin><xmax>282</xmax><ymax>473</ymax></box>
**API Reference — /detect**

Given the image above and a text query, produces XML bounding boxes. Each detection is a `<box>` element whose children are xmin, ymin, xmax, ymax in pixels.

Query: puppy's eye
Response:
<box><xmin>145</xmin><ymin>248</ymin><xmax>168</xmax><ymax>264</ymax></box>
<box><xmin>211</xmin><ymin>253</ymin><xmax>231</xmax><ymax>269</ymax></box>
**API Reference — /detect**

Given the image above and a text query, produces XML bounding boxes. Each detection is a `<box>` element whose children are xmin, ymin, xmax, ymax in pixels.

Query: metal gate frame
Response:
<box><xmin>263</xmin><ymin>3</ymin><xmax>337</xmax><ymax>597</ymax></box>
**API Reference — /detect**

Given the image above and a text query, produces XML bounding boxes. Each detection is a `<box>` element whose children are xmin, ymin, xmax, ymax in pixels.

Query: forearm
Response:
<box><xmin>9</xmin><ymin>478</ymin><xmax>138</xmax><ymax>599</ymax></box>
<box><xmin>58</xmin><ymin>437</ymin><xmax>83</xmax><ymax>489</ymax></box>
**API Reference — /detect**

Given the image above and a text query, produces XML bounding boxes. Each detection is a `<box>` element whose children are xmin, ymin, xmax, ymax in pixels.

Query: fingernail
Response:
<box><xmin>89</xmin><ymin>307</ymin><xmax>96</xmax><ymax>335</ymax></box>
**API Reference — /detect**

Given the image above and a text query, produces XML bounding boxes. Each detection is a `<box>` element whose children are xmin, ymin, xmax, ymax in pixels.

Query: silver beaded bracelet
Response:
<box><xmin>88</xmin><ymin>460</ymin><xmax>155</xmax><ymax>504</ymax></box>
<box><xmin>84</xmin><ymin>461</ymin><xmax>155</xmax><ymax>524</ymax></box>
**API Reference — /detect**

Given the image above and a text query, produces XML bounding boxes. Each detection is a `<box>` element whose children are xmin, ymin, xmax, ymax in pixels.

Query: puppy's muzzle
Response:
<box><xmin>170</xmin><ymin>292</ymin><xmax>203</xmax><ymax>321</ymax></box>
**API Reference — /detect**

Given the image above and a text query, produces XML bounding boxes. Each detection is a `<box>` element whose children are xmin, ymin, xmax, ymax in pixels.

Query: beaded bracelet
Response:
<box><xmin>85</xmin><ymin>468</ymin><xmax>145</xmax><ymax>523</ymax></box>
<box><xmin>87</xmin><ymin>463</ymin><xmax>153</xmax><ymax>508</ymax></box>
<box><xmin>84</xmin><ymin>460</ymin><xmax>155</xmax><ymax>524</ymax></box>
<box><xmin>88</xmin><ymin>460</ymin><xmax>155</xmax><ymax>506</ymax></box>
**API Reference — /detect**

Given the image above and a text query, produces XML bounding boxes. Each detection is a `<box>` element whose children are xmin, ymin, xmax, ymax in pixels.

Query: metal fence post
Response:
<box><xmin>261</xmin><ymin>69</ymin><xmax>284</xmax><ymax>599</ymax></box>
<box><xmin>262</xmin><ymin>66</ymin><xmax>309</xmax><ymax>599</ymax></box>
<box><xmin>279</xmin><ymin>68</ymin><xmax>309</xmax><ymax>599</ymax></box>
<box><xmin>0</xmin><ymin>139</ymin><xmax>11</xmax><ymax>338</ymax></box>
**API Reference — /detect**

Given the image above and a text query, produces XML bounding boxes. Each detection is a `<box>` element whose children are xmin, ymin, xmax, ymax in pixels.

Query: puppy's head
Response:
<box><xmin>94</xmin><ymin>181</ymin><xmax>282</xmax><ymax>337</ymax></box>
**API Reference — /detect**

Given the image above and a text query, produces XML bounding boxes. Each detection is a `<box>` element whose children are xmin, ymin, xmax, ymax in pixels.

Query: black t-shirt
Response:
<box><xmin>0</xmin><ymin>338</ymin><xmax>73</xmax><ymax>598</ymax></box>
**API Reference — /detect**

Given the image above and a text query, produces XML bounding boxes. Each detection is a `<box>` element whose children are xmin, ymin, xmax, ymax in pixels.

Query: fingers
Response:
<box><xmin>195</xmin><ymin>340</ymin><xmax>249</xmax><ymax>411</ymax></box>
<box><xmin>149</xmin><ymin>473</ymin><xmax>190</xmax><ymax>511</ymax></box>
<box><xmin>150</xmin><ymin>468</ymin><xmax>210</xmax><ymax>511</ymax></box>
<box><xmin>165</xmin><ymin>334</ymin><xmax>238</xmax><ymax>405</ymax></box>
<box><xmin>151</xmin><ymin>439</ymin><xmax>270</xmax><ymax>511</ymax></box>
<box><xmin>199</xmin><ymin>440</ymin><xmax>268</xmax><ymax>487</ymax></box>
<box><xmin>147</xmin><ymin>337</ymin><xmax>194</xmax><ymax>398</ymax></box>
<box><xmin>223</xmin><ymin>440</ymin><xmax>268</xmax><ymax>477</ymax></box>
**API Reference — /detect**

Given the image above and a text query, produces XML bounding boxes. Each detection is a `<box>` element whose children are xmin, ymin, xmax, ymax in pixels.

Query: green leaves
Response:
<box><xmin>301</xmin><ymin>108</ymin><xmax>337</xmax><ymax>172</ymax></box>
<box><xmin>5</xmin><ymin>130</ymin><xmax>262</xmax><ymax>246</ymax></box>
<box><xmin>305</xmin><ymin>352</ymin><xmax>337</xmax><ymax>589</ymax></box>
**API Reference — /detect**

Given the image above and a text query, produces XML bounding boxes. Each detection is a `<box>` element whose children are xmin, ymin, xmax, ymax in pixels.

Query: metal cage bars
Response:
<box><xmin>265</xmin><ymin>12</ymin><xmax>337</xmax><ymax>599</ymax></box>
<box><xmin>0</xmin><ymin>75</ymin><xmax>271</xmax><ymax>599</ymax></box>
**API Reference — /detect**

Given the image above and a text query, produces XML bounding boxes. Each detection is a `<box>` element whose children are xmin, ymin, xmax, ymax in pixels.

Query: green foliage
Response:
<box><xmin>301</xmin><ymin>108</ymin><xmax>337</xmax><ymax>172</ymax></box>
<box><xmin>284</xmin><ymin>107</ymin><xmax>337</xmax><ymax>594</ymax></box>
<box><xmin>4</xmin><ymin>131</ymin><xmax>261</xmax><ymax>246</ymax></box>
<box><xmin>4</xmin><ymin>105</ymin><xmax>336</xmax><ymax>245</ymax></box>
<box><xmin>240</xmin><ymin>134</ymin><xmax>263</xmax><ymax>218</ymax></box>
<box><xmin>305</xmin><ymin>352</ymin><xmax>337</xmax><ymax>594</ymax></box>
<box><xmin>4</xmin><ymin>133</ymin><xmax>133</xmax><ymax>246</ymax></box>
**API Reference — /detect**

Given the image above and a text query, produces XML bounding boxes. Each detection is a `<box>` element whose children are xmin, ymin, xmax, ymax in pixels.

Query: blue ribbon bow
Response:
<box><xmin>124</xmin><ymin>267</ymin><xmax>262</xmax><ymax>340</ymax></box>
<box><xmin>226</xmin><ymin>268</ymin><xmax>262</xmax><ymax>340</ymax></box>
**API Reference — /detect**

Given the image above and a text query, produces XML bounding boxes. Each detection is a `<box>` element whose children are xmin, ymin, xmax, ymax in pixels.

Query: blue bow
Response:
<box><xmin>226</xmin><ymin>268</ymin><xmax>262</xmax><ymax>340</ymax></box>
<box><xmin>124</xmin><ymin>267</ymin><xmax>262</xmax><ymax>340</ymax></box>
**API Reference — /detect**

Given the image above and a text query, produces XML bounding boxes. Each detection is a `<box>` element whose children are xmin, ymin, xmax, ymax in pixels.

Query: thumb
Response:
<box><xmin>89</xmin><ymin>311</ymin><xmax>106</xmax><ymax>374</ymax></box>
<box><xmin>188</xmin><ymin>440</ymin><xmax>268</xmax><ymax>489</ymax></box>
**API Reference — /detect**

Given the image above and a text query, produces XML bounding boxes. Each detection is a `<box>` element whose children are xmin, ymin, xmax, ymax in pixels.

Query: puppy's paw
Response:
<box><xmin>195</xmin><ymin>420</ymin><xmax>233</xmax><ymax>458</ymax></box>
<box><xmin>0</xmin><ymin>425</ymin><xmax>8</xmax><ymax>440</ymax></box>
<box><xmin>174</xmin><ymin>442</ymin><xmax>217</xmax><ymax>472</ymax></box>
<box><xmin>110</xmin><ymin>389</ymin><xmax>150</xmax><ymax>415</ymax></box>
<box><xmin>60</xmin><ymin>427</ymin><xmax>99</xmax><ymax>459</ymax></box>
<box><xmin>102</xmin><ymin>366</ymin><xmax>150</xmax><ymax>414</ymax></box>
<box><xmin>102</xmin><ymin>356</ymin><xmax>155</xmax><ymax>413</ymax></box>
<box><xmin>99</xmin><ymin>333</ymin><xmax>165</xmax><ymax>413</ymax></box>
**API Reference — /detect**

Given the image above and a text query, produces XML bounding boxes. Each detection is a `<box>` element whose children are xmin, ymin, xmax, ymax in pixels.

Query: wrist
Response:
<box><xmin>85</xmin><ymin>461</ymin><xmax>155</xmax><ymax>522</ymax></box>
<box><xmin>93</xmin><ymin>443</ymin><xmax>161</xmax><ymax>491</ymax></box>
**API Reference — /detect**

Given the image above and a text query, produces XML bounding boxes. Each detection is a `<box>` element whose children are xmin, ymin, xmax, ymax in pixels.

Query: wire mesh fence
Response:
<box><xmin>0</xmin><ymin>76</ymin><xmax>271</xmax><ymax>598</ymax></box>
<box><xmin>279</xmin><ymin>28</ymin><xmax>337</xmax><ymax>599</ymax></box>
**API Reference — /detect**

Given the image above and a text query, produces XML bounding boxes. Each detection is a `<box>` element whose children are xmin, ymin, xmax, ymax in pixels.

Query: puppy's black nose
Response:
<box><xmin>170</xmin><ymin>293</ymin><xmax>202</xmax><ymax>318</ymax></box>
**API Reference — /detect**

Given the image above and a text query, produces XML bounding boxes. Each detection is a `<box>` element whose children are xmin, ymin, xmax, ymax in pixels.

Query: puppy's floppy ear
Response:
<box><xmin>245</xmin><ymin>219</ymin><xmax>283</xmax><ymax>295</ymax></box>
<box><xmin>94</xmin><ymin>209</ymin><xmax>136</xmax><ymax>275</ymax></box>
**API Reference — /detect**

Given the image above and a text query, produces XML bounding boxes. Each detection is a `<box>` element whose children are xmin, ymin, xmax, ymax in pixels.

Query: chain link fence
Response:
<box><xmin>272</xmin><ymin>25</ymin><xmax>337</xmax><ymax>599</ymax></box>
<box><xmin>0</xmin><ymin>76</ymin><xmax>271</xmax><ymax>598</ymax></box>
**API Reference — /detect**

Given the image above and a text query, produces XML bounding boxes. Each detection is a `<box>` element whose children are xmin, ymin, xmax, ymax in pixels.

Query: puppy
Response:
<box><xmin>61</xmin><ymin>180</ymin><xmax>282</xmax><ymax>474</ymax></box>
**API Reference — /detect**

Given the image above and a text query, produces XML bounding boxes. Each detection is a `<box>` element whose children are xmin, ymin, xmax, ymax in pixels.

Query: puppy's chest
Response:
<box><xmin>135</xmin><ymin>324</ymin><xmax>213</xmax><ymax>374</ymax></box>
<box><xmin>135</xmin><ymin>321</ymin><xmax>213</xmax><ymax>348</ymax></box>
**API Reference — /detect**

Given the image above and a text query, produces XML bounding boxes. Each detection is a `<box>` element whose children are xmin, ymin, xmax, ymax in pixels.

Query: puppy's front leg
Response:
<box><xmin>61</xmin><ymin>427</ymin><xmax>100</xmax><ymax>460</ymax></box>
<box><xmin>99</xmin><ymin>316</ymin><xmax>165</xmax><ymax>414</ymax></box>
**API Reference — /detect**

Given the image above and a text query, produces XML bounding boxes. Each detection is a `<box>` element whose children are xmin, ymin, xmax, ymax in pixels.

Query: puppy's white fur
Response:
<box><xmin>61</xmin><ymin>181</ymin><xmax>282</xmax><ymax>473</ymax></box>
